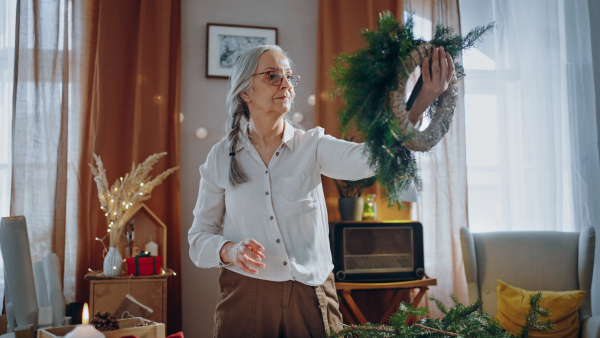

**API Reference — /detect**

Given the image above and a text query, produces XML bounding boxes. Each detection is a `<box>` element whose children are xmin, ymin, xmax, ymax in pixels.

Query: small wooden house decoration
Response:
<box><xmin>118</xmin><ymin>203</ymin><xmax>167</xmax><ymax>270</ymax></box>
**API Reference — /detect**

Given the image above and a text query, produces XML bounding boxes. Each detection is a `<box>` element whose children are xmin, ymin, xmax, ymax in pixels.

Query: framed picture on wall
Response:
<box><xmin>206</xmin><ymin>23</ymin><xmax>278</xmax><ymax>79</ymax></box>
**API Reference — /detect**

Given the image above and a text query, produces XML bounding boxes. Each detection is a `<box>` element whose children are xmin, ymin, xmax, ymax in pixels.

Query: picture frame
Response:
<box><xmin>206</xmin><ymin>23</ymin><xmax>278</xmax><ymax>79</ymax></box>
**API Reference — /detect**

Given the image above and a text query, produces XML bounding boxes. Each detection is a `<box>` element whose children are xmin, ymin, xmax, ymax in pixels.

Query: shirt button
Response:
<box><xmin>265</xmin><ymin>170</ymin><xmax>268</xmax><ymax>174</ymax></box>
<box><xmin>283</xmin><ymin>261</ymin><xmax>287</xmax><ymax>266</ymax></box>
<box><xmin>270</xmin><ymin>216</ymin><xmax>274</xmax><ymax>220</ymax></box>
<box><xmin>276</xmin><ymin>152</ymin><xmax>279</xmax><ymax>156</ymax></box>
<box><xmin>276</xmin><ymin>239</ymin><xmax>280</xmax><ymax>243</ymax></box>
<box><xmin>219</xmin><ymin>262</ymin><xmax>223</xmax><ymax>266</ymax></box>
<box><xmin>265</xmin><ymin>191</ymin><xmax>269</xmax><ymax>195</ymax></box>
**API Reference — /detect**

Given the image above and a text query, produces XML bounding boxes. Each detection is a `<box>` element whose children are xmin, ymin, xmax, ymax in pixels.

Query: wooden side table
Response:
<box><xmin>335</xmin><ymin>278</ymin><xmax>437</xmax><ymax>325</ymax></box>
<box><xmin>86</xmin><ymin>271</ymin><xmax>174</xmax><ymax>327</ymax></box>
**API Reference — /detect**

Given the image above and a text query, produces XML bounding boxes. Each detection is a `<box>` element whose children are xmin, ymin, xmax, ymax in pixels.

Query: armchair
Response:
<box><xmin>460</xmin><ymin>226</ymin><xmax>599</xmax><ymax>338</ymax></box>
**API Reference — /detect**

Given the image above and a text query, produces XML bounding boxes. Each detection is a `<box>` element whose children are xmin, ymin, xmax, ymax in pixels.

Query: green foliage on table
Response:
<box><xmin>329</xmin><ymin>11</ymin><xmax>494</xmax><ymax>208</ymax></box>
<box><xmin>333</xmin><ymin>136</ymin><xmax>378</xmax><ymax>198</ymax></box>
<box><xmin>327</xmin><ymin>293</ymin><xmax>553</xmax><ymax>338</ymax></box>
<box><xmin>333</xmin><ymin>177</ymin><xmax>377</xmax><ymax>198</ymax></box>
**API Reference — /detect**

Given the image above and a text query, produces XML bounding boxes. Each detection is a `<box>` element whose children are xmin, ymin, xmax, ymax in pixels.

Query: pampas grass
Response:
<box><xmin>89</xmin><ymin>152</ymin><xmax>179</xmax><ymax>247</ymax></box>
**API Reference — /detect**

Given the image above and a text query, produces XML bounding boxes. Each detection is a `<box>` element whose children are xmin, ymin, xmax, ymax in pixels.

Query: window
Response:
<box><xmin>0</xmin><ymin>0</ymin><xmax>17</xmax><ymax>307</ymax></box>
<box><xmin>460</xmin><ymin>0</ymin><xmax>581</xmax><ymax>232</ymax></box>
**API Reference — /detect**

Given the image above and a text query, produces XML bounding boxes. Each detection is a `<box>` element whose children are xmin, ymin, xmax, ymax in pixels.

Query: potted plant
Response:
<box><xmin>334</xmin><ymin>176</ymin><xmax>377</xmax><ymax>221</ymax></box>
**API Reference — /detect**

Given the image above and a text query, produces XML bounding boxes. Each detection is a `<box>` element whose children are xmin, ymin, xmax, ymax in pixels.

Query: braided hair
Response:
<box><xmin>225</xmin><ymin>45</ymin><xmax>294</xmax><ymax>186</ymax></box>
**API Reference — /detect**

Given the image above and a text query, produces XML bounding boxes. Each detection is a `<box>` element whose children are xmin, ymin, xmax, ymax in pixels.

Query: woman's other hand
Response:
<box><xmin>220</xmin><ymin>239</ymin><xmax>266</xmax><ymax>274</ymax></box>
<box><xmin>408</xmin><ymin>46</ymin><xmax>455</xmax><ymax>125</ymax></box>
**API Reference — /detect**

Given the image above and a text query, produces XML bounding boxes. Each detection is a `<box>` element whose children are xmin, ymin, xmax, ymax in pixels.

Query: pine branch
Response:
<box><xmin>519</xmin><ymin>292</ymin><xmax>554</xmax><ymax>338</ymax></box>
<box><xmin>460</xmin><ymin>22</ymin><xmax>496</xmax><ymax>50</ymax></box>
<box><xmin>431</xmin><ymin>21</ymin><xmax>495</xmax><ymax>59</ymax></box>
<box><xmin>327</xmin><ymin>294</ymin><xmax>553</xmax><ymax>338</ymax></box>
<box><xmin>413</xmin><ymin>323</ymin><xmax>459</xmax><ymax>336</ymax></box>
<box><xmin>329</xmin><ymin>325</ymin><xmax>398</xmax><ymax>338</ymax></box>
<box><xmin>429</xmin><ymin>295</ymin><xmax>449</xmax><ymax>314</ymax></box>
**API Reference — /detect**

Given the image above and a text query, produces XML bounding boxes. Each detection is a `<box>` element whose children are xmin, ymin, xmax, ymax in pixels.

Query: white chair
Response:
<box><xmin>460</xmin><ymin>226</ymin><xmax>600</xmax><ymax>338</ymax></box>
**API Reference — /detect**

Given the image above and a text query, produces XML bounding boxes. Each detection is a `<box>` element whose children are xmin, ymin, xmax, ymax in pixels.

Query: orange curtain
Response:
<box><xmin>315</xmin><ymin>0</ymin><xmax>409</xmax><ymax>221</ymax></box>
<box><xmin>76</xmin><ymin>0</ymin><xmax>182</xmax><ymax>333</ymax></box>
<box><xmin>316</xmin><ymin>0</ymin><xmax>468</xmax><ymax>319</ymax></box>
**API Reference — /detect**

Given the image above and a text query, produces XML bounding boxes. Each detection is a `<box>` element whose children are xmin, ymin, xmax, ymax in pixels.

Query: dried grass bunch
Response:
<box><xmin>89</xmin><ymin>152</ymin><xmax>179</xmax><ymax>247</ymax></box>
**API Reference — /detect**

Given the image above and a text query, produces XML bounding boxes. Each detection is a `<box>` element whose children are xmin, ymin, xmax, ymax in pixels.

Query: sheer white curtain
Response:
<box><xmin>461</xmin><ymin>0</ymin><xmax>600</xmax><ymax>312</ymax></box>
<box><xmin>404</xmin><ymin>1</ymin><xmax>470</xmax><ymax>318</ymax></box>
<box><xmin>10</xmin><ymin>0</ymin><xmax>82</xmax><ymax>303</ymax></box>
<box><xmin>0</xmin><ymin>0</ymin><xmax>17</xmax><ymax>309</ymax></box>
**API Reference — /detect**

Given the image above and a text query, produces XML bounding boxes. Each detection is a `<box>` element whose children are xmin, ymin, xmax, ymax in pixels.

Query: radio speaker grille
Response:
<box><xmin>343</xmin><ymin>227</ymin><xmax>414</xmax><ymax>273</ymax></box>
<box><xmin>345</xmin><ymin>254</ymin><xmax>413</xmax><ymax>272</ymax></box>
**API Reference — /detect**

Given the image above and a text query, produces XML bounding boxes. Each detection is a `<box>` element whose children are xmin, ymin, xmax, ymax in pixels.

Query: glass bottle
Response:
<box><xmin>362</xmin><ymin>194</ymin><xmax>377</xmax><ymax>220</ymax></box>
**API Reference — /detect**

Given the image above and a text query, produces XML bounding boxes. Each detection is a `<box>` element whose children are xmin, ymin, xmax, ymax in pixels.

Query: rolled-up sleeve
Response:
<box><xmin>188</xmin><ymin>145</ymin><xmax>232</xmax><ymax>268</ymax></box>
<box><xmin>316</xmin><ymin>127</ymin><xmax>376</xmax><ymax>180</ymax></box>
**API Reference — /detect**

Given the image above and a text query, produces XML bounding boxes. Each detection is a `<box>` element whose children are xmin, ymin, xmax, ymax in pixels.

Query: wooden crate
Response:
<box><xmin>37</xmin><ymin>318</ymin><xmax>165</xmax><ymax>338</ymax></box>
<box><xmin>90</xmin><ymin>277</ymin><xmax>168</xmax><ymax>326</ymax></box>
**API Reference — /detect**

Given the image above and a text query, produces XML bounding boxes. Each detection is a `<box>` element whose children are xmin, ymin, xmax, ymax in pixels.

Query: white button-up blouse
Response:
<box><xmin>188</xmin><ymin>120</ymin><xmax>375</xmax><ymax>286</ymax></box>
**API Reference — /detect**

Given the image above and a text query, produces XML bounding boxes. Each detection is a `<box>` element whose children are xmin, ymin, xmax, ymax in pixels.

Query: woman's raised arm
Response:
<box><xmin>316</xmin><ymin>128</ymin><xmax>375</xmax><ymax>181</ymax></box>
<box><xmin>407</xmin><ymin>47</ymin><xmax>455</xmax><ymax>125</ymax></box>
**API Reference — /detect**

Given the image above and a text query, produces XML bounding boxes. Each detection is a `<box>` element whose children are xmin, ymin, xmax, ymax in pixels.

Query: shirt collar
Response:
<box><xmin>282</xmin><ymin>120</ymin><xmax>295</xmax><ymax>151</ymax></box>
<box><xmin>235</xmin><ymin>120</ymin><xmax>296</xmax><ymax>152</ymax></box>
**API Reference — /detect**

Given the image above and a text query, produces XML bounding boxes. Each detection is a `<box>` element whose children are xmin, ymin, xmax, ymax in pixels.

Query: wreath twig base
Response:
<box><xmin>388</xmin><ymin>42</ymin><xmax>459</xmax><ymax>152</ymax></box>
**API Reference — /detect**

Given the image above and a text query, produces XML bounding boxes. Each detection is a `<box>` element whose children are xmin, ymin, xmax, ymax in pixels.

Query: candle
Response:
<box><xmin>64</xmin><ymin>303</ymin><xmax>105</xmax><ymax>338</ymax></box>
<box><xmin>145</xmin><ymin>238</ymin><xmax>158</xmax><ymax>257</ymax></box>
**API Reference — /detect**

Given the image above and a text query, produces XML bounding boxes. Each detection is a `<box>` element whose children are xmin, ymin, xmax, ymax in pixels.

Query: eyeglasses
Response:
<box><xmin>252</xmin><ymin>70</ymin><xmax>300</xmax><ymax>87</ymax></box>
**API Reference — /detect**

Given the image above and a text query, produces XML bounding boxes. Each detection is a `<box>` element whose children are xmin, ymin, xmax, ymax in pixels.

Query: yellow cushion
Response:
<box><xmin>495</xmin><ymin>280</ymin><xmax>585</xmax><ymax>338</ymax></box>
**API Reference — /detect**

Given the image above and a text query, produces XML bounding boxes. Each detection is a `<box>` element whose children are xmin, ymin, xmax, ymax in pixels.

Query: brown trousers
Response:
<box><xmin>214</xmin><ymin>268</ymin><xmax>343</xmax><ymax>337</ymax></box>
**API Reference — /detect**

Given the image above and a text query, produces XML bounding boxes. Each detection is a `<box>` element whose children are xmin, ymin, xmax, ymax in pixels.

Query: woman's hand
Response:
<box><xmin>220</xmin><ymin>239</ymin><xmax>266</xmax><ymax>274</ymax></box>
<box><xmin>408</xmin><ymin>46</ymin><xmax>455</xmax><ymax>125</ymax></box>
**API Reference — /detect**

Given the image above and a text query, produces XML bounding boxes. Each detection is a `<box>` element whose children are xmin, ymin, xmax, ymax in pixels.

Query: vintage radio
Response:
<box><xmin>329</xmin><ymin>222</ymin><xmax>425</xmax><ymax>282</ymax></box>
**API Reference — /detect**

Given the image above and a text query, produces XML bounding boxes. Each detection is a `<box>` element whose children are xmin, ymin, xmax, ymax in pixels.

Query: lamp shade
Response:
<box><xmin>398</xmin><ymin>183</ymin><xmax>418</xmax><ymax>203</ymax></box>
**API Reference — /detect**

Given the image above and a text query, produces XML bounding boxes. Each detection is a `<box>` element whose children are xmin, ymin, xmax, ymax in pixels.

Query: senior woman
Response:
<box><xmin>189</xmin><ymin>45</ymin><xmax>454</xmax><ymax>337</ymax></box>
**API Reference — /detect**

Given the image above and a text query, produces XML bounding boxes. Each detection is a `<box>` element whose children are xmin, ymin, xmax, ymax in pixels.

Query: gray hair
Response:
<box><xmin>225</xmin><ymin>45</ymin><xmax>295</xmax><ymax>187</ymax></box>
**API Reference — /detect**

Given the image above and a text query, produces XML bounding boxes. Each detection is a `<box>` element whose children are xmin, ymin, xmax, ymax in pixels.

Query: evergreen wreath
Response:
<box><xmin>330</xmin><ymin>11</ymin><xmax>494</xmax><ymax>207</ymax></box>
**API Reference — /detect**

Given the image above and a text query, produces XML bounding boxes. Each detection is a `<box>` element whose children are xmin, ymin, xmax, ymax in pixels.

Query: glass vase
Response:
<box><xmin>362</xmin><ymin>194</ymin><xmax>377</xmax><ymax>221</ymax></box>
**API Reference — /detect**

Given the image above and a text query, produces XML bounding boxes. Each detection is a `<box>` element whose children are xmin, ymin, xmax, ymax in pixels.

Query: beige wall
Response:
<box><xmin>180</xmin><ymin>0</ymin><xmax>319</xmax><ymax>335</ymax></box>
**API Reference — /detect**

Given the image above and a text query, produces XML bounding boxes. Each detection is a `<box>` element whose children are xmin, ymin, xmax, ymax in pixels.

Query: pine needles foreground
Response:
<box><xmin>328</xmin><ymin>294</ymin><xmax>553</xmax><ymax>338</ymax></box>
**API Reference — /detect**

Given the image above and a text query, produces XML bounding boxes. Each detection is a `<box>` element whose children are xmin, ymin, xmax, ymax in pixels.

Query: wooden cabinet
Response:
<box><xmin>89</xmin><ymin>276</ymin><xmax>168</xmax><ymax>326</ymax></box>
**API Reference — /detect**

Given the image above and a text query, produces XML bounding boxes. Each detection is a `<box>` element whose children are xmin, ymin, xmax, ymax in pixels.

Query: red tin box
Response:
<box><xmin>126</xmin><ymin>254</ymin><xmax>162</xmax><ymax>276</ymax></box>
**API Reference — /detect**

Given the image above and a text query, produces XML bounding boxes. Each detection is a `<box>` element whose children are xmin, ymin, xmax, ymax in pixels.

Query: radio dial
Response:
<box><xmin>415</xmin><ymin>267</ymin><xmax>425</xmax><ymax>278</ymax></box>
<box><xmin>336</xmin><ymin>270</ymin><xmax>346</xmax><ymax>281</ymax></box>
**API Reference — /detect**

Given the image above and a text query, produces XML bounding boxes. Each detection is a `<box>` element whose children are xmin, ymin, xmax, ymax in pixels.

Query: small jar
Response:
<box><xmin>362</xmin><ymin>194</ymin><xmax>377</xmax><ymax>221</ymax></box>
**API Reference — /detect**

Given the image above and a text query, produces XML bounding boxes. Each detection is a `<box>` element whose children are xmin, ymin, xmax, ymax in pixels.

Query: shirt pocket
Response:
<box><xmin>282</xmin><ymin>169</ymin><xmax>319</xmax><ymax>218</ymax></box>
